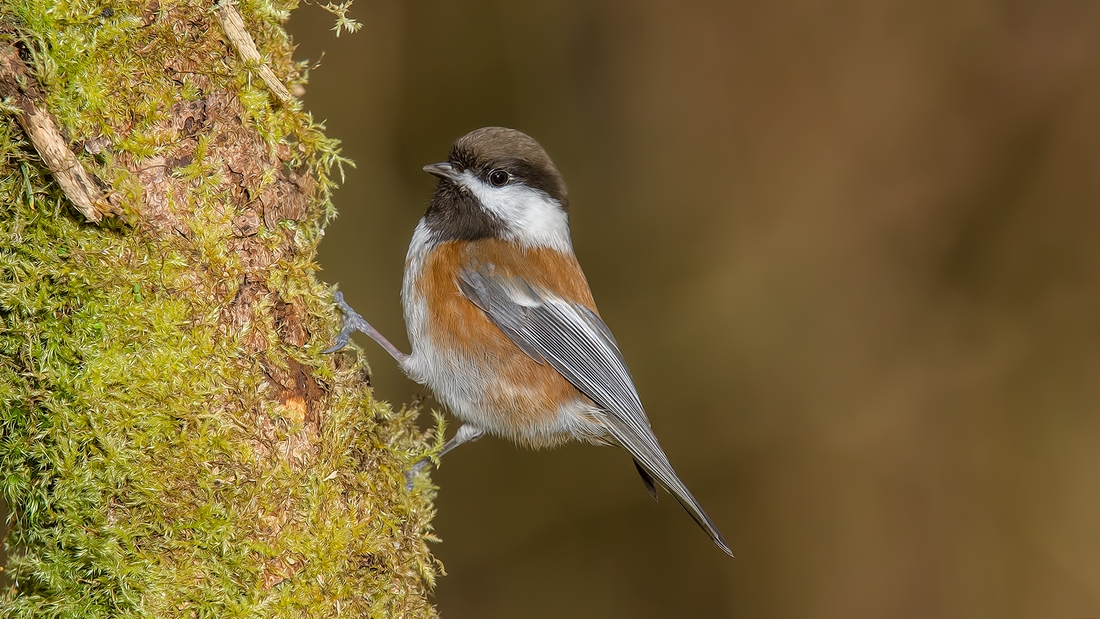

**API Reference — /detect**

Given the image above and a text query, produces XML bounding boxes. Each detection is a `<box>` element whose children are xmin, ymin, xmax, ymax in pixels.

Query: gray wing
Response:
<box><xmin>458</xmin><ymin>266</ymin><xmax>732</xmax><ymax>556</ymax></box>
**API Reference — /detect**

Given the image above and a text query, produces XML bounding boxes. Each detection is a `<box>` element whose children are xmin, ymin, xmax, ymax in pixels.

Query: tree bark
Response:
<box><xmin>0</xmin><ymin>1</ymin><xmax>437</xmax><ymax>616</ymax></box>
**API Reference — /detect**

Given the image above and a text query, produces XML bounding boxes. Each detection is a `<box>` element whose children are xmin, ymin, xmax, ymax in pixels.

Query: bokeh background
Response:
<box><xmin>289</xmin><ymin>1</ymin><xmax>1100</xmax><ymax>617</ymax></box>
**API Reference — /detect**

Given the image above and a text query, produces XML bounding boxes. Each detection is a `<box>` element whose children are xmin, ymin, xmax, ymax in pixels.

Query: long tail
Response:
<box><xmin>604</xmin><ymin>416</ymin><xmax>733</xmax><ymax>556</ymax></box>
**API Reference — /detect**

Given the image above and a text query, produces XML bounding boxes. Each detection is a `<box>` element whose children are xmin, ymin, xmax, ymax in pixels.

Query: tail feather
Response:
<box><xmin>607</xmin><ymin>417</ymin><xmax>733</xmax><ymax>557</ymax></box>
<box><xmin>634</xmin><ymin>459</ymin><xmax>659</xmax><ymax>502</ymax></box>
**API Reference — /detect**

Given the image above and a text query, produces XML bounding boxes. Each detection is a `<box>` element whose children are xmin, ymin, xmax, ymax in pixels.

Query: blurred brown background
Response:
<box><xmin>289</xmin><ymin>1</ymin><xmax>1100</xmax><ymax>617</ymax></box>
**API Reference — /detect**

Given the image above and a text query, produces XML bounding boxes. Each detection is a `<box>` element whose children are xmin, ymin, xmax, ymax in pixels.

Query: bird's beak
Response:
<box><xmin>423</xmin><ymin>162</ymin><xmax>460</xmax><ymax>181</ymax></box>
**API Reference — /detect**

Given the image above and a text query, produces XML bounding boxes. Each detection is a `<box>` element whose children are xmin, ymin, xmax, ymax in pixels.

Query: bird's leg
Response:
<box><xmin>436</xmin><ymin>424</ymin><xmax>486</xmax><ymax>459</ymax></box>
<box><xmin>405</xmin><ymin>424</ymin><xmax>485</xmax><ymax>489</ymax></box>
<box><xmin>324</xmin><ymin>292</ymin><xmax>482</xmax><ymax>489</ymax></box>
<box><xmin>323</xmin><ymin>291</ymin><xmax>408</xmax><ymax>363</ymax></box>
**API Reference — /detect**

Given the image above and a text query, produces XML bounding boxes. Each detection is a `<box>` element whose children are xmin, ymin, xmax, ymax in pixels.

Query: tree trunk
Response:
<box><xmin>0</xmin><ymin>1</ymin><xmax>438</xmax><ymax>616</ymax></box>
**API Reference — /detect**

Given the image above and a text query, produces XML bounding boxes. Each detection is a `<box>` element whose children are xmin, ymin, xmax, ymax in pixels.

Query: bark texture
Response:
<box><xmin>0</xmin><ymin>1</ymin><xmax>438</xmax><ymax>616</ymax></box>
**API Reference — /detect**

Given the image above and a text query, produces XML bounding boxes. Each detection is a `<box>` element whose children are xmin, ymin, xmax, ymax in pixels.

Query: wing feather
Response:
<box><xmin>458</xmin><ymin>266</ymin><xmax>732</xmax><ymax>556</ymax></box>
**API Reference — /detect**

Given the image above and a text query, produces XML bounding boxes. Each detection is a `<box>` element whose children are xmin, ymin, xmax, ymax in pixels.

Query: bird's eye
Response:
<box><xmin>488</xmin><ymin>169</ymin><xmax>510</xmax><ymax>187</ymax></box>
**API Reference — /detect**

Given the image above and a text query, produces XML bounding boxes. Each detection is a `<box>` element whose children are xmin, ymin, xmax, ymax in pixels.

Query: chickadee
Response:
<box><xmin>325</xmin><ymin>127</ymin><xmax>732</xmax><ymax>556</ymax></box>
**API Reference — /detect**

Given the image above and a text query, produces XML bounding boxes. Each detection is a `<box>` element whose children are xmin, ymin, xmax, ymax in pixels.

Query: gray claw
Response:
<box><xmin>404</xmin><ymin>457</ymin><xmax>432</xmax><ymax>491</ymax></box>
<box><xmin>321</xmin><ymin>341</ymin><xmax>347</xmax><ymax>354</ymax></box>
<box><xmin>322</xmin><ymin>326</ymin><xmax>351</xmax><ymax>353</ymax></box>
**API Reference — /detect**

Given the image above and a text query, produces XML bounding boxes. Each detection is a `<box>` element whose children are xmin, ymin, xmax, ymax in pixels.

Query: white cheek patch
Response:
<box><xmin>457</xmin><ymin>170</ymin><xmax>573</xmax><ymax>253</ymax></box>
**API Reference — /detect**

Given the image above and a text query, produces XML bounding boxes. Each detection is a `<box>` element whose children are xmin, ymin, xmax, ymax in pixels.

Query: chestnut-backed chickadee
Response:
<box><xmin>326</xmin><ymin>127</ymin><xmax>732</xmax><ymax>556</ymax></box>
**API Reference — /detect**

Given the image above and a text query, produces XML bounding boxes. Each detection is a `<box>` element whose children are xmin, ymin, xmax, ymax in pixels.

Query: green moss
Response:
<box><xmin>0</xmin><ymin>0</ymin><xmax>437</xmax><ymax>616</ymax></box>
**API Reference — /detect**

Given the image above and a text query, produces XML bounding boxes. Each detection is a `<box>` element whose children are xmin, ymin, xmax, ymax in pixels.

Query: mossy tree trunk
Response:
<box><xmin>0</xmin><ymin>1</ymin><xmax>438</xmax><ymax>616</ymax></box>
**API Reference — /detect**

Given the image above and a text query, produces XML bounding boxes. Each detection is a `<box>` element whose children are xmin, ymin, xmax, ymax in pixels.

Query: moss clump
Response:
<box><xmin>0</xmin><ymin>0</ymin><xmax>438</xmax><ymax>616</ymax></box>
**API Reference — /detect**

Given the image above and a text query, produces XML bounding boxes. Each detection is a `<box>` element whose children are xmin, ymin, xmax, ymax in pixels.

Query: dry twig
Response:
<box><xmin>214</xmin><ymin>1</ymin><xmax>293</xmax><ymax>104</ymax></box>
<box><xmin>0</xmin><ymin>43</ymin><xmax>119</xmax><ymax>223</ymax></box>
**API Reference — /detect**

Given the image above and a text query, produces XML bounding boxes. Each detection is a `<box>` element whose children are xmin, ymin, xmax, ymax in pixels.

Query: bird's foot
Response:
<box><xmin>322</xmin><ymin>291</ymin><xmax>408</xmax><ymax>362</ymax></box>
<box><xmin>403</xmin><ymin>425</ymin><xmax>486</xmax><ymax>490</ymax></box>
<box><xmin>322</xmin><ymin>291</ymin><xmax>369</xmax><ymax>354</ymax></box>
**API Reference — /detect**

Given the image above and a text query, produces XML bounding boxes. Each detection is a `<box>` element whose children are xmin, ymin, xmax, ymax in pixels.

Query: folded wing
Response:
<box><xmin>458</xmin><ymin>265</ymin><xmax>732</xmax><ymax>556</ymax></box>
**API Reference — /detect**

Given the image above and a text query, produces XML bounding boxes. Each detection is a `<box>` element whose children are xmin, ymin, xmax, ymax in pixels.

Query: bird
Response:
<box><xmin>325</xmin><ymin>126</ymin><xmax>732</xmax><ymax>556</ymax></box>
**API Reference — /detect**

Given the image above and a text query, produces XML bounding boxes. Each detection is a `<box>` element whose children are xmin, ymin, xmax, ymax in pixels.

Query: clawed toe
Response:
<box><xmin>322</xmin><ymin>291</ymin><xmax>368</xmax><ymax>354</ymax></box>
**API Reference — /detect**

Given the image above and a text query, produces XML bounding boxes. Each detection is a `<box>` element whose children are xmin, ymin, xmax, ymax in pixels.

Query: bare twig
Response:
<box><xmin>0</xmin><ymin>44</ymin><xmax>119</xmax><ymax>223</ymax></box>
<box><xmin>214</xmin><ymin>1</ymin><xmax>293</xmax><ymax>104</ymax></box>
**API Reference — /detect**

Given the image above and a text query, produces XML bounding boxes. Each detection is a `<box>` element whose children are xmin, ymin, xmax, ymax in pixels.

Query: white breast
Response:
<box><xmin>400</xmin><ymin>219</ymin><xmax>435</xmax><ymax>382</ymax></box>
<box><xmin>400</xmin><ymin>220</ymin><xmax>489</xmax><ymax>420</ymax></box>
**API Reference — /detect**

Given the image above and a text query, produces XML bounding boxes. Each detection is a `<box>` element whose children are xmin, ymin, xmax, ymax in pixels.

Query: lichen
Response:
<box><xmin>0</xmin><ymin>1</ymin><xmax>438</xmax><ymax>616</ymax></box>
